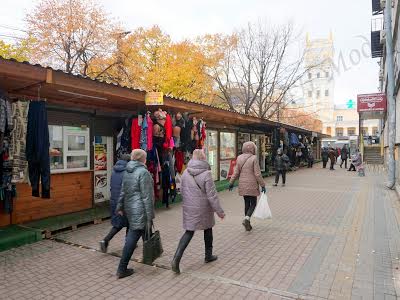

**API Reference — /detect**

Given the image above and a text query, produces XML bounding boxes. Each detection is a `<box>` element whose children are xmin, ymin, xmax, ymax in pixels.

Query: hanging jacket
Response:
<box><xmin>146</xmin><ymin>114</ymin><xmax>153</xmax><ymax>151</ymax></box>
<box><xmin>163</xmin><ymin>114</ymin><xmax>173</xmax><ymax>150</ymax></box>
<box><xmin>175</xmin><ymin>150</ymin><xmax>184</xmax><ymax>173</ymax></box>
<box><xmin>140</xmin><ymin>115</ymin><xmax>148</xmax><ymax>151</ymax></box>
<box><xmin>131</xmin><ymin>118</ymin><xmax>141</xmax><ymax>150</ymax></box>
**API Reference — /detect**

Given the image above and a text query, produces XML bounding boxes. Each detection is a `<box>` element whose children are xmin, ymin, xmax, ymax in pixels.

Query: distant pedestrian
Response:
<box><xmin>307</xmin><ymin>147</ymin><xmax>314</xmax><ymax>168</ymax></box>
<box><xmin>115</xmin><ymin>149</ymin><xmax>154</xmax><ymax>279</ymax></box>
<box><xmin>274</xmin><ymin>148</ymin><xmax>290</xmax><ymax>186</ymax></box>
<box><xmin>99</xmin><ymin>154</ymin><xmax>131</xmax><ymax>253</ymax></box>
<box><xmin>329</xmin><ymin>147</ymin><xmax>336</xmax><ymax>170</ymax></box>
<box><xmin>321</xmin><ymin>147</ymin><xmax>329</xmax><ymax>168</ymax></box>
<box><xmin>229</xmin><ymin>141</ymin><xmax>266</xmax><ymax>231</ymax></box>
<box><xmin>171</xmin><ymin>149</ymin><xmax>225</xmax><ymax>274</ymax></box>
<box><xmin>295</xmin><ymin>148</ymin><xmax>302</xmax><ymax>166</ymax></box>
<box><xmin>340</xmin><ymin>145</ymin><xmax>349</xmax><ymax>169</ymax></box>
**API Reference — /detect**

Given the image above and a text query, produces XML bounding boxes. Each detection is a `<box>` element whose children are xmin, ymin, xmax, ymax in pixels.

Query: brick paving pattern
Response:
<box><xmin>2</xmin><ymin>164</ymin><xmax>400</xmax><ymax>299</ymax></box>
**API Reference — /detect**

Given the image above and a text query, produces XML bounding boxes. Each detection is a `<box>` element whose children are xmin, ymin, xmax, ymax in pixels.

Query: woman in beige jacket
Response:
<box><xmin>229</xmin><ymin>141</ymin><xmax>266</xmax><ymax>231</ymax></box>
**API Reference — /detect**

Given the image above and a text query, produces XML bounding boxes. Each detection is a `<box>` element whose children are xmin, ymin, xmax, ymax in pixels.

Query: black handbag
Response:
<box><xmin>142</xmin><ymin>223</ymin><xmax>163</xmax><ymax>265</ymax></box>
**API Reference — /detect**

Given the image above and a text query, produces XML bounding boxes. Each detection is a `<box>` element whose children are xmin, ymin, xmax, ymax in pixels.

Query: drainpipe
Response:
<box><xmin>385</xmin><ymin>0</ymin><xmax>397</xmax><ymax>189</ymax></box>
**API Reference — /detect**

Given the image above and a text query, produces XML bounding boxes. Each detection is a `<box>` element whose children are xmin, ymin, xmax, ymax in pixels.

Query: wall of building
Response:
<box><xmin>12</xmin><ymin>171</ymin><xmax>93</xmax><ymax>224</ymax></box>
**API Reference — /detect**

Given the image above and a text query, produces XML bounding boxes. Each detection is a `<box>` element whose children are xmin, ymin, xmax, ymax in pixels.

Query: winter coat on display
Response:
<box><xmin>131</xmin><ymin>118</ymin><xmax>141</xmax><ymax>150</ymax></box>
<box><xmin>146</xmin><ymin>114</ymin><xmax>153</xmax><ymax>151</ymax></box>
<box><xmin>116</xmin><ymin>161</ymin><xmax>155</xmax><ymax>230</ymax></box>
<box><xmin>110</xmin><ymin>160</ymin><xmax>129</xmax><ymax>228</ymax></box>
<box><xmin>229</xmin><ymin>141</ymin><xmax>265</xmax><ymax>197</ymax></box>
<box><xmin>275</xmin><ymin>154</ymin><xmax>290</xmax><ymax>171</ymax></box>
<box><xmin>181</xmin><ymin>159</ymin><xmax>224</xmax><ymax>231</ymax></box>
<box><xmin>140</xmin><ymin>115</ymin><xmax>148</xmax><ymax>151</ymax></box>
<box><xmin>164</xmin><ymin>114</ymin><xmax>173</xmax><ymax>150</ymax></box>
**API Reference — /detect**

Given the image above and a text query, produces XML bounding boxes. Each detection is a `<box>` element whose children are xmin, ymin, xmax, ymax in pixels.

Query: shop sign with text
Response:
<box><xmin>145</xmin><ymin>92</ymin><xmax>164</xmax><ymax>106</ymax></box>
<box><xmin>357</xmin><ymin>93</ymin><xmax>387</xmax><ymax>112</ymax></box>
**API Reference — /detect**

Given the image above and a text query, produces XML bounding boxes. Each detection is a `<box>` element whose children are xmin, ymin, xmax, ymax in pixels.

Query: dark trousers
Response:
<box><xmin>28</xmin><ymin>157</ymin><xmax>50</xmax><ymax>198</ymax></box>
<box><xmin>176</xmin><ymin>228</ymin><xmax>213</xmax><ymax>257</ymax></box>
<box><xmin>103</xmin><ymin>226</ymin><xmax>129</xmax><ymax>243</ymax></box>
<box><xmin>26</xmin><ymin>101</ymin><xmax>50</xmax><ymax>198</ymax></box>
<box><xmin>244</xmin><ymin>196</ymin><xmax>257</xmax><ymax>217</ymax></box>
<box><xmin>349</xmin><ymin>164</ymin><xmax>356</xmax><ymax>171</ymax></box>
<box><xmin>322</xmin><ymin>160</ymin><xmax>328</xmax><ymax>168</ymax></box>
<box><xmin>275</xmin><ymin>170</ymin><xmax>286</xmax><ymax>184</ymax></box>
<box><xmin>117</xmin><ymin>229</ymin><xmax>144</xmax><ymax>273</ymax></box>
<box><xmin>340</xmin><ymin>158</ymin><xmax>348</xmax><ymax>169</ymax></box>
<box><xmin>330</xmin><ymin>160</ymin><xmax>335</xmax><ymax>170</ymax></box>
<box><xmin>308</xmin><ymin>160</ymin><xmax>313</xmax><ymax>168</ymax></box>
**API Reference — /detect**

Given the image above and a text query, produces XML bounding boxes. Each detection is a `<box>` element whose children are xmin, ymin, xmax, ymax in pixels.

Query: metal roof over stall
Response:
<box><xmin>0</xmin><ymin>56</ymin><xmax>327</xmax><ymax>137</ymax></box>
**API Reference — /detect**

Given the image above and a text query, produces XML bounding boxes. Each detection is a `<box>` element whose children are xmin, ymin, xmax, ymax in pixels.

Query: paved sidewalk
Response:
<box><xmin>2</xmin><ymin>164</ymin><xmax>400</xmax><ymax>299</ymax></box>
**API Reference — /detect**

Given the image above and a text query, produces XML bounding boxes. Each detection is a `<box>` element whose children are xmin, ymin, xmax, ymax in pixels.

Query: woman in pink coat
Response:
<box><xmin>171</xmin><ymin>149</ymin><xmax>225</xmax><ymax>274</ymax></box>
<box><xmin>229</xmin><ymin>141</ymin><xmax>266</xmax><ymax>231</ymax></box>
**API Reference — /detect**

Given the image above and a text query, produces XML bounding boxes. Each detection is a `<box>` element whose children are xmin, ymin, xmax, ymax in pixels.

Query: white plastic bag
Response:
<box><xmin>337</xmin><ymin>156</ymin><xmax>342</xmax><ymax>165</ymax></box>
<box><xmin>253</xmin><ymin>193</ymin><xmax>272</xmax><ymax>219</ymax></box>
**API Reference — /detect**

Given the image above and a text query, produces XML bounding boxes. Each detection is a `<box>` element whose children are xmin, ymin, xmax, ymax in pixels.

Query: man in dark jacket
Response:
<box><xmin>273</xmin><ymin>148</ymin><xmax>290</xmax><ymax>186</ymax></box>
<box><xmin>99</xmin><ymin>154</ymin><xmax>131</xmax><ymax>253</ymax></box>
<box><xmin>340</xmin><ymin>145</ymin><xmax>349</xmax><ymax>169</ymax></box>
<box><xmin>321</xmin><ymin>147</ymin><xmax>329</xmax><ymax>168</ymax></box>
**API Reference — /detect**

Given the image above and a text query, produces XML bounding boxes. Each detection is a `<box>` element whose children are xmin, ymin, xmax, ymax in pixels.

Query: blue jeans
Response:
<box><xmin>117</xmin><ymin>229</ymin><xmax>144</xmax><ymax>273</ymax></box>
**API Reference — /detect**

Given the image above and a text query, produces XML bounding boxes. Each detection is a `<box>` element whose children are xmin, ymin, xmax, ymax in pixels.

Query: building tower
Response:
<box><xmin>302</xmin><ymin>33</ymin><xmax>335</xmax><ymax>134</ymax></box>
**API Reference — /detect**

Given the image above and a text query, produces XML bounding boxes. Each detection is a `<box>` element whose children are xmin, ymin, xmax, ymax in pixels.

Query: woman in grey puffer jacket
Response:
<box><xmin>115</xmin><ymin>149</ymin><xmax>154</xmax><ymax>279</ymax></box>
<box><xmin>171</xmin><ymin>149</ymin><xmax>225</xmax><ymax>274</ymax></box>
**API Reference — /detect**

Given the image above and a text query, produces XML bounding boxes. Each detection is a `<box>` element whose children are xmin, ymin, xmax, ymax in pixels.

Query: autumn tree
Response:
<box><xmin>26</xmin><ymin>0</ymin><xmax>119</xmax><ymax>75</ymax></box>
<box><xmin>210</xmin><ymin>22</ymin><xmax>319</xmax><ymax>119</ymax></box>
<box><xmin>0</xmin><ymin>38</ymin><xmax>33</xmax><ymax>61</ymax></box>
<box><xmin>279</xmin><ymin>108</ymin><xmax>322</xmax><ymax>132</ymax></box>
<box><xmin>89</xmin><ymin>26</ymin><xmax>218</xmax><ymax>103</ymax></box>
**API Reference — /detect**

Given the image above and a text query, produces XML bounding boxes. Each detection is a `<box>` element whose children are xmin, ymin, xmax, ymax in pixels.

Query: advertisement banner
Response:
<box><xmin>94</xmin><ymin>143</ymin><xmax>107</xmax><ymax>171</ymax></box>
<box><xmin>357</xmin><ymin>93</ymin><xmax>387</xmax><ymax>112</ymax></box>
<box><xmin>145</xmin><ymin>92</ymin><xmax>164</xmax><ymax>106</ymax></box>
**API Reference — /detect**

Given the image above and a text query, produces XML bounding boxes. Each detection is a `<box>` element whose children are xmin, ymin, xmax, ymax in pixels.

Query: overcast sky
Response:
<box><xmin>1</xmin><ymin>0</ymin><xmax>380</xmax><ymax>104</ymax></box>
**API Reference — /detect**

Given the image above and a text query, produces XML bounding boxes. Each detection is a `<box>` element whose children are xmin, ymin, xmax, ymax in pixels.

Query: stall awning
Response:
<box><xmin>0</xmin><ymin>56</ymin><xmax>324</xmax><ymax>135</ymax></box>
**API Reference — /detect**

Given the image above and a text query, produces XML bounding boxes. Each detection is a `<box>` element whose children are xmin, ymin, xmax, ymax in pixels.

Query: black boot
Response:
<box><xmin>116</xmin><ymin>268</ymin><xmax>134</xmax><ymax>279</ymax></box>
<box><xmin>171</xmin><ymin>231</ymin><xmax>193</xmax><ymax>274</ymax></box>
<box><xmin>204</xmin><ymin>228</ymin><xmax>218</xmax><ymax>263</ymax></box>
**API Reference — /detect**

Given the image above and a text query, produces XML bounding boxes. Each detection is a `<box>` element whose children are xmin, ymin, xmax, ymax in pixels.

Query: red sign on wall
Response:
<box><xmin>357</xmin><ymin>93</ymin><xmax>387</xmax><ymax>112</ymax></box>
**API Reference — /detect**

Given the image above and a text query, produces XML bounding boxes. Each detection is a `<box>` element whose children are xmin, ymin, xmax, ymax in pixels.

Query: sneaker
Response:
<box><xmin>242</xmin><ymin>219</ymin><xmax>251</xmax><ymax>231</ymax></box>
<box><xmin>282</xmin><ymin>183</ymin><xmax>285</xmax><ymax>187</ymax></box>
<box><xmin>99</xmin><ymin>240</ymin><xmax>108</xmax><ymax>253</ymax></box>
<box><xmin>273</xmin><ymin>183</ymin><xmax>278</xmax><ymax>187</ymax></box>
<box><xmin>116</xmin><ymin>268</ymin><xmax>134</xmax><ymax>279</ymax></box>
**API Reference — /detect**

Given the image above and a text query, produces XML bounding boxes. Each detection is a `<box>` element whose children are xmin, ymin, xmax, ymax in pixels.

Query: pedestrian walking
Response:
<box><xmin>340</xmin><ymin>145</ymin><xmax>349</xmax><ymax>169</ymax></box>
<box><xmin>329</xmin><ymin>147</ymin><xmax>336</xmax><ymax>170</ymax></box>
<box><xmin>229</xmin><ymin>141</ymin><xmax>266</xmax><ymax>231</ymax></box>
<box><xmin>307</xmin><ymin>147</ymin><xmax>314</xmax><ymax>168</ymax></box>
<box><xmin>115</xmin><ymin>149</ymin><xmax>155</xmax><ymax>279</ymax></box>
<box><xmin>99</xmin><ymin>154</ymin><xmax>131</xmax><ymax>253</ymax></box>
<box><xmin>274</xmin><ymin>148</ymin><xmax>289</xmax><ymax>186</ymax></box>
<box><xmin>321</xmin><ymin>147</ymin><xmax>329</xmax><ymax>168</ymax></box>
<box><xmin>171</xmin><ymin>150</ymin><xmax>225</xmax><ymax>274</ymax></box>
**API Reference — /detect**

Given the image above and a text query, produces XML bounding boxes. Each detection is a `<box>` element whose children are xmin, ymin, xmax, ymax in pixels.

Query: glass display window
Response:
<box><xmin>220</xmin><ymin>132</ymin><xmax>236</xmax><ymax>160</ymax></box>
<box><xmin>49</xmin><ymin>125</ymin><xmax>90</xmax><ymax>173</ymax></box>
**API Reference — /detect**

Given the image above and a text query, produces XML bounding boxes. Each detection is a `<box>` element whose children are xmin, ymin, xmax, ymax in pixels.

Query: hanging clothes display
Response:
<box><xmin>140</xmin><ymin>115</ymin><xmax>148</xmax><ymax>151</ymax></box>
<box><xmin>116</xmin><ymin>118</ymin><xmax>132</xmax><ymax>159</ymax></box>
<box><xmin>146</xmin><ymin>113</ymin><xmax>153</xmax><ymax>151</ymax></box>
<box><xmin>131</xmin><ymin>117</ymin><xmax>141</xmax><ymax>150</ymax></box>
<box><xmin>26</xmin><ymin>101</ymin><xmax>51</xmax><ymax>198</ymax></box>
